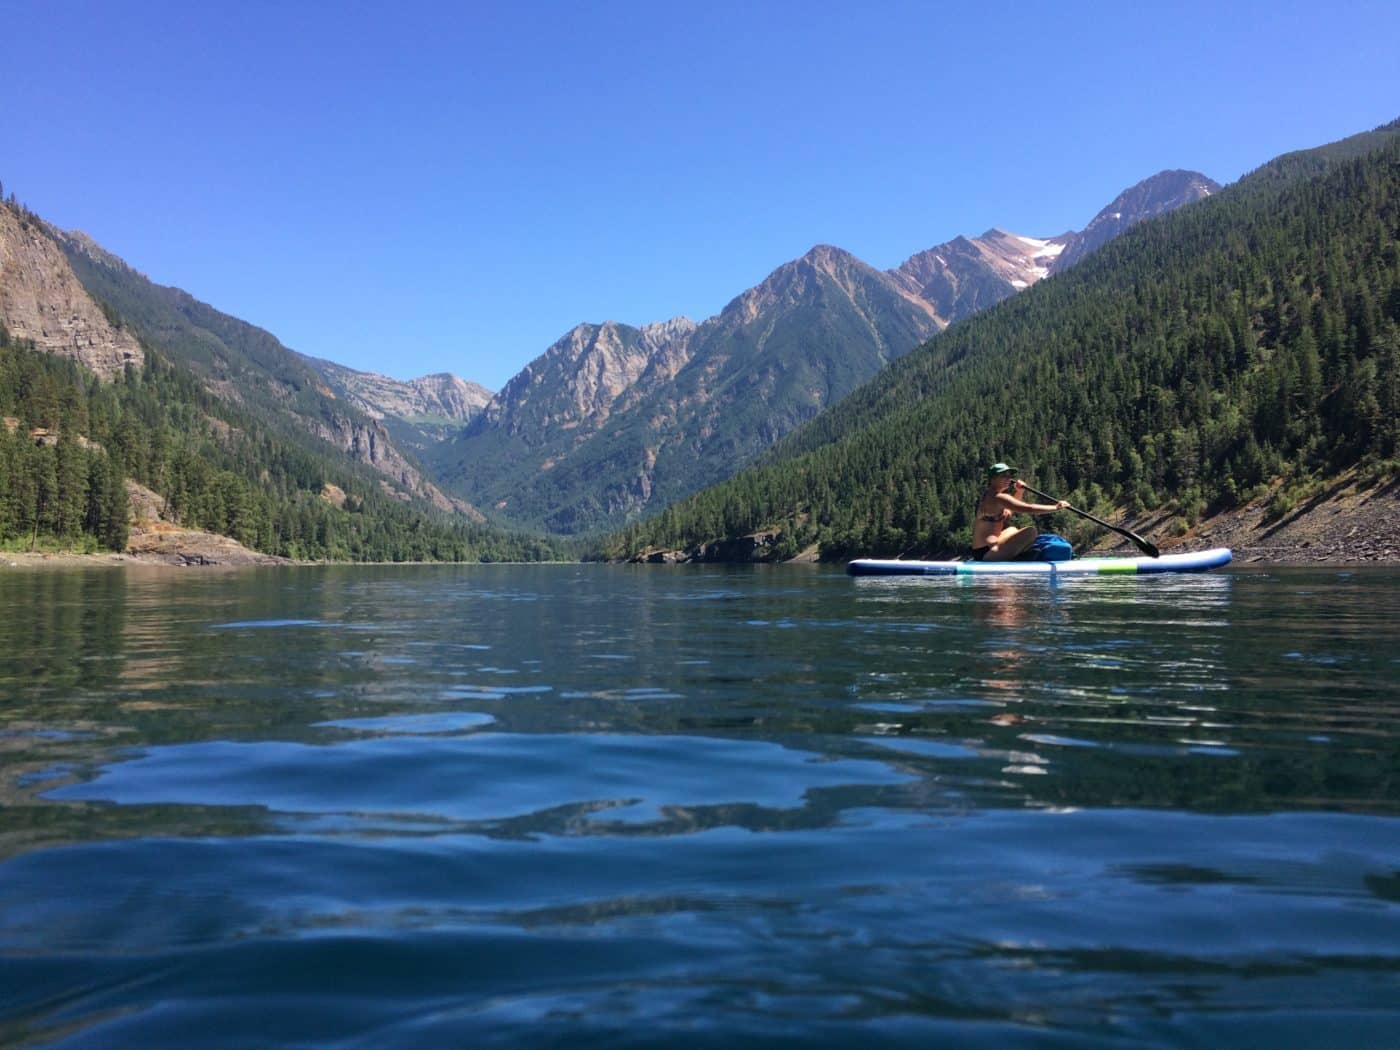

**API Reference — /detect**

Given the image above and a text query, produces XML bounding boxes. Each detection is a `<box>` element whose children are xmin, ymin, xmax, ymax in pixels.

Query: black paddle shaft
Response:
<box><xmin>1016</xmin><ymin>481</ymin><xmax>1161</xmax><ymax>558</ymax></box>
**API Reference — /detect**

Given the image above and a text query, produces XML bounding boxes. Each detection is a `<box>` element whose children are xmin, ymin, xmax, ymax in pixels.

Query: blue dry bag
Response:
<box><xmin>1015</xmin><ymin>533</ymin><xmax>1074</xmax><ymax>562</ymax></box>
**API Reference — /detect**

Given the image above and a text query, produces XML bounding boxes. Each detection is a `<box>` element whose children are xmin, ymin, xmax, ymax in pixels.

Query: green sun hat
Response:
<box><xmin>985</xmin><ymin>462</ymin><xmax>1017</xmax><ymax>480</ymax></box>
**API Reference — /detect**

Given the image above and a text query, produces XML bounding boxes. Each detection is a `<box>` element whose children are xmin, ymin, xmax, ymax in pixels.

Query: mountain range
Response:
<box><xmin>298</xmin><ymin>355</ymin><xmax>492</xmax><ymax>461</ymax></box>
<box><xmin>412</xmin><ymin>169</ymin><xmax>1217</xmax><ymax>533</ymax></box>
<box><xmin>1</xmin><ymin>162</ymin><xmax>1219</xmax><ymax>553</ymax></box>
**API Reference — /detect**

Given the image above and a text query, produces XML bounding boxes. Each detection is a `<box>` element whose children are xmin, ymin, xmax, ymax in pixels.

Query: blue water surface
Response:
<box><xmin>1</xmin><ymin>563</ymin><xmax>1398</xmax><ymax>1046</ymax></box>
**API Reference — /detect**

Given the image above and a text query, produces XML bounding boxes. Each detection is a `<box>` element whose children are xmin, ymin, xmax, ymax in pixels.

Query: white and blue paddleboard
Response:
<box><xmin>847</xmin><ymin>547</ymin><xmax>1232</xmax><ymax>577</ymax></box>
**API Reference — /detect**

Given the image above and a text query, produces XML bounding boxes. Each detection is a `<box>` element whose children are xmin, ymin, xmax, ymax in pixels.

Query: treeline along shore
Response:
<box><xmin>0</xmin><ymin>321</ymin><xmax>564</xmax><ymax>565</ymax></box>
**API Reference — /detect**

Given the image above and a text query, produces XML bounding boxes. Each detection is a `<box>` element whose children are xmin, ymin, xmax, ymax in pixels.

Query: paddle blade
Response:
<box><xmin>1133</xmin><ymin>536</ymin><xmax>1162</xmax><ymax>558</ymax></box>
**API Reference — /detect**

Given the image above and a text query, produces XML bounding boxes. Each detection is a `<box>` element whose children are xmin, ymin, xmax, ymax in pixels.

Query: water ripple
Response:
<box><xmin>0</xmin><ymin>563</ymin><xmax>1397</xmax><ymax>1045</ymax></box>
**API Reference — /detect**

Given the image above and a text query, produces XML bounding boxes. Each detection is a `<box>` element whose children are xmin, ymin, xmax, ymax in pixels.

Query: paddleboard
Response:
<box><xmin>847</xmin><ymin>547</ymin><xmax>1232</xmax><ymax>576</ymax></box>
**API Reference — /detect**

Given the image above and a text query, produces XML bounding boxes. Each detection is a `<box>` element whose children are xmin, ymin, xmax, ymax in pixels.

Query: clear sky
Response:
<box><xmin>5</xmin><ymin>1</ymin><xmax>1398</xmax><ymax>389</ymax></box>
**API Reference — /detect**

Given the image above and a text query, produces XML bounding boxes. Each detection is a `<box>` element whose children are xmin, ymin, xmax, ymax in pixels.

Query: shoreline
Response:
<box><xmin>5</xmin><ymin>471</ymin><xmax>1395</xmax><ymax>571</ymax></box>
<box><xmin>2</xmin><ymin>544</ymin><xmax>1397</xmax><ymax>570</ymax></box>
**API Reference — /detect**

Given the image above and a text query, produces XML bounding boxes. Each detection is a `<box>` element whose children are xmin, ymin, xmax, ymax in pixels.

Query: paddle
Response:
<box><xmin>1016</xmin><ymin>480</ymin><xmax>1160</xmax><ymax>558</ymax></box>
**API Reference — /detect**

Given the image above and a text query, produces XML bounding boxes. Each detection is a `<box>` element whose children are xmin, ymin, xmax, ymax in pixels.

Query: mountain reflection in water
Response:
<box><xmin>1</xmin><ymin>564</ymin><xmax>1397</xmax><ymax>1046</ymax></box>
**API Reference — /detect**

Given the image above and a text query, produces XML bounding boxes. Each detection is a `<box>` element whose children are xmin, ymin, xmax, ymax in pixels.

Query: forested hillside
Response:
<box><xmin>607</xmin><ymin>121</ymin><xmax>1400</xmax><ymax>561</ymax></box>
<box><xmin>0</xmin><ymin>324</ymin><xmax>128</xmax><ymax>552</ymax></box>
<box><xmin>51</xmin><ymin>225</ymin><xmax>473</xmax><ymax>516</ymax></box>
<box><xmin>0</xmin><ymin>321</ymin><xmax>560</xmax><ymax>561</ymax></box>
<box><xmin>0</xmin><ymin>193</ymin><xmax>566</xmax><ymax>561</ymax></box>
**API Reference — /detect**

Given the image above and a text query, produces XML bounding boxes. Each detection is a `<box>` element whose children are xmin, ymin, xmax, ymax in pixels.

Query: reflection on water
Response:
<box><xmin>0</xmin><ymin>564</ymin><xmax>1398</xmax><ymax>1045</ymax></box>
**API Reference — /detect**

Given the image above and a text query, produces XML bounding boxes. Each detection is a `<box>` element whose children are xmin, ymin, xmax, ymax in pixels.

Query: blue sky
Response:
<box><xmin>5</xmin><ymin>1</ymin><xmax>1398</xmax><ymax>389</ymax></box>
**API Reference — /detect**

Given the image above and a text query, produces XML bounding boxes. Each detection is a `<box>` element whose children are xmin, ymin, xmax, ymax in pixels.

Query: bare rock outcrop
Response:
<box><xmin>311</xmin><ymin>413</ymin><xmax>485</xmax><ymax>521</ymax></box>
<box><xmin>482</xmin><ymin>318</ymin><xmax>698</xmax><ymax>440</ymax></box>
<box><xmin>121</xmin><ymin>479</ymin><xmax>288</xmax><ymax>565</ymax></box>
<box><xmin>302</xmin><ymin>355</ymin><xmax>493</xmax><ymax>425</ymax></box>
<box><xmin>0</xmin><ymin>207</ymin><xmax>143</xmax><ymax>379</ymax></box>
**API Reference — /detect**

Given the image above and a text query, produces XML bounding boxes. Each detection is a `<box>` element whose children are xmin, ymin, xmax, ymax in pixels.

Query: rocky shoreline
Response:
<box><xmin>2</xmin><ymin>511</ymin><xmax>289</xmax><ymax>570</ymax></box>
<box><xmin>631</xmin><ymin>470</ymin><xmax>1400</xmax><ymax>567</ymax></box>
<box><xmin>4</xmin><ymin>538</ymin><xmax>1395</xmax><ymax>571</ymax></box>
<box><xmin>1161</xmin><ymin>469</ymin><xmax>1399</xmax><ymax>565</ymax></box>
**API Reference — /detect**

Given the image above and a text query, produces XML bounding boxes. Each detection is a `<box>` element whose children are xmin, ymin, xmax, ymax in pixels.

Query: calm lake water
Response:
<box><xmin>1</xmin><ymin>563</ymin><xmax>1398</xmax><ymax>1046</ymax></box>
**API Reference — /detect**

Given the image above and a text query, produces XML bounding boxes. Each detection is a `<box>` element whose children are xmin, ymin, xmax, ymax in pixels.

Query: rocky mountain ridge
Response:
<box><xmin>1051</xmin><ymin>170</ymin><xmax>1221</xmax><ymax>271</ymax></box>
<box><xmin>430</xmin><ymin>168</ymin><xmax>1218</xmax><ymax>533</ymax></box>
<box><xmin>479</xmin><ymin>317</ymin><xmax>699</xmax><ymax>439</ymax></box>
<box><xmin>303</xmin><ymin>356</ymin><xmax>493</xmax><ymax>425</ymax></box>
<box><xmin>888</xmin><ymin>229</ymin><xmax>1071</xmax><ymax>324</ymax></box>
<box><xmin>3</xmin><ymin>165</ymin><xmax>1218</xmax><ymax>541</ymax></box>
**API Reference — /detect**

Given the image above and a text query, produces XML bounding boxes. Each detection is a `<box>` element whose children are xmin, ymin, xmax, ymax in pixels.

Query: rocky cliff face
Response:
<box><xmin>309</xmin><ymin>411</ymin><xmax>484</xmax><ymax>520</ymax></box>
<box><xmin>0</xmin><ymin>207</ymin><xmax>143</xmax><ymax>379</ymax></box>
<box><xmin>303</xmin><ymin>356</ymin><xmax>493</xmax><ymax>427</ymax></box>
<box><xmin>411</xmin><ymin>373</ymin><xmax>493</xmax><ymax>421</ymax></box>
<box><xmin>480</xmin><ymin>317</ymin><xmax>698</xmax><ymax>439</ymax></box>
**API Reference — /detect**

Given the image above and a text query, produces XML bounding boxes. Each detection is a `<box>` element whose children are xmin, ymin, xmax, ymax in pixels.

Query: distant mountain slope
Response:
<box><xmin>607</xmin><ymin>120</ymin><xmax>1400</xmax><ymax>562</ymax></box>
<box><xmin>478</xmin><ymin>316</ymin><xmax>699</xmax><ymax>439</ymax></box>
<box><xmin>50</xmin><ymin>227</ymin><xmax>478</xmax><ymax>516</ymax></box>
<box><xmin>1050</xmin><ymin>170</ymin><xmax>1221</xmax><ymax>271</ymax></box>
<box><xmin>301</xmin><ymin>355</ymin><xmax>493</xmax><ymax>460</ymax></box>
<box><xmin>890</xmin><ymin>228</ymin><xmax>1071</xmax><ymax>320</ymax></box>
<box><xmin>430</xmin><ymin>246</ymin><xmax>944</xmax><ymax>532</ymax></box>
<box><xmin>303</xmin><ymin>357</ymin><xmax>492</xmax><ymax>425</ymax></box>
<box><xmin>433</xmin><ymin>170</ymin><xmax>1216</xmax><ymax>534</ymax></box>
<box><xmin>1246</xmin><ymin>117</ymin><xmax>1400</xmax><ymax>183</ymax></box>
<box><xmin>0</xmin><ymin>202</ymin><xmax>563</xmax><ymax>561</ymax></box>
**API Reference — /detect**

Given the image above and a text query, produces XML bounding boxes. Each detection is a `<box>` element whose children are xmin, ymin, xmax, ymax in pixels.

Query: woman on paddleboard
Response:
<box><xmin>969</xmin><ymin>463</ymin><xmax>1068</xmax><ymax>561</ymax></box>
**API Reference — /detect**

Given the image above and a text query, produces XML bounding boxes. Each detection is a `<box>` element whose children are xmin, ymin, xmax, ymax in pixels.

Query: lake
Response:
<box><xmin>1</xmin><ymin>563</ymin><xmax>1398</xmax><ymax>1046</ymax></box>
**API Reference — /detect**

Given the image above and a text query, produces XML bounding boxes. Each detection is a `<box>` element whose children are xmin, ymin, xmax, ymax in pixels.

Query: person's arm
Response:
<box><xmin>997</xmin><ymin>491</ymin><xmax>1068</xmax><ymax>515</ymax></box>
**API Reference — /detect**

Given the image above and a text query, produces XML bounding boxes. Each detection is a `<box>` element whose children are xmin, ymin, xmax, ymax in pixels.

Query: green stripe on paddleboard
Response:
<box><xmin>1096</xmin><ymin>562</ymin><xmax>1140</xmax><ymax>574</ymax></box>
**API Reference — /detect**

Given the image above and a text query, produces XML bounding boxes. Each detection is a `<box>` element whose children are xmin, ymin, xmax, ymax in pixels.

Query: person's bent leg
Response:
<box><xmin>986</xmin><ymin>527</ymin><xmax>1038</xmax><ymax>561</ymax></box>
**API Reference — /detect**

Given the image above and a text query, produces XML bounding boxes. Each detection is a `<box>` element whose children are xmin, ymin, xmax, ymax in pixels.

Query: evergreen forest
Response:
<box><xmin>605</xmin><ymin>123</ymin><xmax>1400</xmax><ymax>561</ymax></box>
<box><xmin>0</xmin><ymin>323</ymin><xmax>562</xmax><ymax>561</ymax></box>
